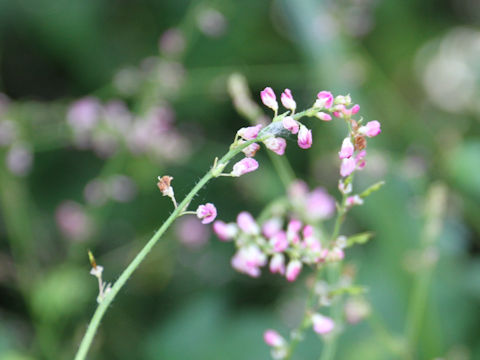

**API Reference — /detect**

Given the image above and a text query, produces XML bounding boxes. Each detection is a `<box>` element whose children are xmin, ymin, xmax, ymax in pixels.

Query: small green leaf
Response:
<box><xmin>346</xmin><ymin>232</ymin><xmax>373</xmax><ymax>247</ymax></box>
<box><xmin>359</xmin><ymin>181</ymin><xmax>385</xmax><ymax>198</ymax></box>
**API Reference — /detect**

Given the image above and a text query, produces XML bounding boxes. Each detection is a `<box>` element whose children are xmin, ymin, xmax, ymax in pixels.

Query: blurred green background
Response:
<box><xmin>0</xmin><ymin>0</ymin><xmax>479</xmax><ymax>359</ymax></box>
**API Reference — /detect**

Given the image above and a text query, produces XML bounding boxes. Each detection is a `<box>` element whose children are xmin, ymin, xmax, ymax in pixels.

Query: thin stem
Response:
<box><xmin>74</xmin><ymin>136</ymin><xmax>263</xmax><ymax>360</ymax></box>
<box><xmin>284</xmin><ymin>265</ymin><xmax>323</xmax><ymax>360</ymax></box>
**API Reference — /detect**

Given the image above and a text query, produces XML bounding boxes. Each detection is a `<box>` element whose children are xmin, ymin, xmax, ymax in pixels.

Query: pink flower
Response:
<box><xmin>263</xmin><ymin>329</ymin><xmax>285</xmax><ymax>347</ymax></box>
<box><xmin>316</xmin><ymin>112</ymin><xmax>332</xmax><ymax>121</ymax></box>
<box><xmin>213</xmin><ymin>220</ymin><xmax>238</xmax><ymax>241</ymax></box>
<box><xmin>287</xmin><ymin>219</ymin><xmax>302</xmax><ymax>234</ymax></box>
<box><xmin>238</xmin><ymin>124</ymin><xmax>262</xmax><ymax>140</ymax></box>
<box><xmin>339</xmin><ymin>137</ymin><xmax>354</xmax><ymax>159</ymax></box>
<box><xmin>286</xmin><ymin>260</ymin><xmax>302</xmax><ymax>282</ymax></box>
<box><xmin>317</xmin><ymin>91</ymin><xmax>334</xmax><ymax>108</ymax></box>
<box><xmin>346</xmin><ymin>195</ymin><xmax>364</xmax><ymax>206</ymax></box>
<box><xmin>175</xmin><ymin>217</ymin><xmax>209</xmax><ymax>248</ymax></box>
<box><xmin>262</xmin><ymin>218</ymin><xmax>283</xmax><ymax>238</ymax></box>
<box><xmin>297</xmin><ymin>126</ymin><xmax>312</xmax><ymax>149</ymax></box>
<box><xmin>55</xmin><ymin>201</ymin><xmax>92</xmax><ymax>241</ymax></box>
<box><xmin>196</xmin><ymin>203</ymin><xmax>217</xmax><ymax>224</ymax></box>
<box><xmin>269</xmin><ymin>231</ymin><xmax>288</xmax><ymax>252</ymax></box>
<box><xmin>67</xmin><ymin>97</ymin><xmax>101</xmax><ymax>131</ymax></box>
<box><xmin>303</xmin><ymin>225</ymin><xmax>314</xmax><ymax>238</ymax></box>
<box><xmin>359</xmin><ymin>120</ymin><xmax>381</xmax><ymax>137</ymax></box>
<box><xmin>282</xmin><ymin>116</ymin><xmax>299</xmax><ymax>134</ymax></box>
<box><xmin>340</xmin><ymin>157</ymin><xmax>356</xmax><ymax>177</ymax></box>
<box><xmin>345</xmin><ymin>298</ymin><xmax>370</xmax><ymax>324</ymax></box>
<box><xmin>231</xmin><ymin>245</ymin><xmax>267</xmax><ymax>277</ymax></box>
<box><xmin>288</xmin><ymin>180</ymin><xmax>309</xmax><ymax>202</ymax></box>
<box><xmin>356</xmin><ymin>150</ymin><xmax>367</xmax><ymax>169</ymax></box>
<box><xmin>260</xmin><ymin>87</ymin><xmax>278</xmax><ymax>112</ymax></box>
<box><xmin>280</xmin><ymin>89</ymin><xmax>296</xmax><ymax>112</ymax></box>
<box><xmin>242</xmin><ymin>142</ymin><xmax>260</xmax><ymax>157</ymax></box>
<box><xmin>306</xmin><ymin>188</ymin><xmax>336</xmax><ymax>220</ymax></box>
<box><xmin>231</xmin><ymin>157</ymin><xmax>259</xmax><ymax>177</ymax></box>
<box><xmin>312</xmin><ymin>314</ymin><xmax>335</xmax><ymax>334</ymax></box>
<box><xmin>351</xmin><ymin>104</ymin><xmax>360</xmax><ymax>114</ymax></box>
<box><xmin>264</xmin><ymin>137</ymin><xmax>286</xmax><ymax>155</ymax></box>
<box><xmin>237</xmin><ymin>211</ymin><xmax>259</xmax><ymax>235</ymax></box>
<box><xmin>269</xmin><ymin>253</ymin><xmax>286</xmax><ymax>275</ymax></box>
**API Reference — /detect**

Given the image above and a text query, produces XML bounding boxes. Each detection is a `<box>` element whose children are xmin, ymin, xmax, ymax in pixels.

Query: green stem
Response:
<box><xmin>74</xmin><ymin>136</ymin><xmax>263</xmax><ymax>360</ymax></box>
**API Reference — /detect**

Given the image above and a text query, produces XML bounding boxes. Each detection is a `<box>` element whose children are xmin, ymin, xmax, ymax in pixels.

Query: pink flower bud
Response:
<box><xmin>264</xmin><ymin>137</ymin><xmax>286</xmax><ymax>155</ymax></box>
<box><xmin>340</xmin><ymin>157</ymin><xmax>356</xmax><ymax>177</ymax></box>
<box><xmin>312</xmin><ymin>313</ymin><xmax>335</xmax><ymax>334</ymax></box>
<box><xmin>346</xmin><ymin>195</ymin><xmax>364</xmax><ymax>206</ymax></box>
<box><xmin>280</xmin><ymin>88</ymin><xmax>296</xmax><ymax>112</ymax></box>
<box><xmin>231</xmin><ymin>245</ymin><xmax>266</xmax><ymax>277</ymax></box>
<box><xmin>286</xmin><ymin>260</ymin><xmax>302</xmax><ymax>282</ymax></box>
<box><xmin>269</xmin><ymin>253</ymin><xmax>286</xmax><ymax>275</ymax></box>
<box><xmin>260</xmin><ymin>87</ymin><xmax>278</xmax><ymax>111</ymax></box>
<box><xmin>302</xmin><ymin>225</ymin><xmax>314</xmax><ymax>238</ymax></box>
<box><xmin>345</xmin><ymin>298</ymin><xmax>370</xmax><ymax>324</ymax></box>
<box><xmin>175</xmin><ymin>217</ymin><xmax>209</xmax><ymax>248</ymax></box>
<box><xmin>213</xmin><ymin>220</ymin><xmax>238</xmax><ymax>241</ymax></box>
<box><xmin>237</xmin><ymin>124</ymin><xmax>263</xmax><ymax>140</ymax></box>
<box><xmin>339</xmin><ymin>137</ymin><xmax>354</xmax><ymax>159</ymax></box>
<box><xmin>269</xmin><ymin>231</ymin><xmax>288</xmax><ymax>252</ymax></box>
<box><xmin>356</xmin><ymin>150</ymin><xmax>367</xmax><ymax>169</ymax></box>
<box><xmin>231</xmin><ymin>157</ymin><xmax>259</xmax><ymax>177</ymax></box>
<box><xmin>237</xmin><ymin>211</ymin><xmax>259</xmax><ymax>235</ymax></box>
<box><xmin>242</xmin><ymin>142</ymin><xmax>260</xmax><ymax>157</ymax></box>
<box><xmin>282</xmin><ymin>116</ymin><xmax>299</xmax><ymax>134</ymax></box>
<box><xmin>358</xmin><ymin>120</ymin><xmax>381</xmax><ymax>137</ymax></box>
<box><xmin>287</xmin><ymin>219</ymin><xmax>302</xmax><ymax>234</ymax></box>
<box><xmin>351</xmin><ymin>104</ymin><xmax>360</xmax><ymax>114</ymax></box>
<box><xmin>196</xmin><ymin>203</ymin><xmax>217</xmax><ymax>224</ymax></box>
<box><xmin>316</xmin><ymin>112</ymin><xmax>332</xmax><ymax>121</ymax></box>
<box><xmin>326</xmin><ymin>247</ymin><xmax>345</xmax><ymax>262</ymax></box>
<box><xmin>262</xmin><ymin>218</ymin><xmax>283</xmax><ymax>238</ymax></box>
<box><xmin>317</xmin><ymin>91</ymin><xmax>334</xmax><ymax>108</ymax></box>
<box><xmin>263</xmin><ymin>329</ymin><xmax>285</xmax><ymax>347</ymax></box>
<box><xmin>297</xmin><ymin>126</ymin><xmax>312</xmax><ymax>149</ymax></box>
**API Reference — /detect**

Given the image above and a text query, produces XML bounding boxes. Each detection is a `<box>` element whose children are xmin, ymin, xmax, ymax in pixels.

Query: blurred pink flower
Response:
<box><xmin>213</xmin><ymin>220</ymin><xmax>237</xmax><ymax>241</ymax></box>
<box><xmin>316</xmin><ymin>112</ymin><xmax>332</xmax><ymax>121</ymax></box>
<box><xmin>55</xmin><ymin>201</ymin><xmax>92</xmax><ymax>241</ymax></box>
<box><xmin>306</xmin><ymin>188</ymin><xmax>335</xmax><ymax>220</ymax></box>
<box><xmin>340</xmin><ymin>157</ymin><xmax>356</xmax><ymax>177</ymax></box>
<box><xmin>236</xmin><ymin>211</ymin><xmax>259</xmax><ymax>235</ymax></box>
<box><xmin>297</xmin><ymin>126</ymin><xmax>312</xmax><ymax>149</ymax></box>
<box><xmin>282</xmin><ymin>116</ymin><xmax>299</xmax><ymax>134</ymax></box>
<box><xmin>317</xmin><ymin>91</ymin><xmax>334</xmax><ymax>108</ymax></box>
<box><xmin>286</xmin><ymin>260</ymin><xmax>302</xmax><ymax>282</ymax></box>
<box><xmin>231</xmin><ymin>157</ymin><xmax>259</xmax><ymax>177</ymax></box>
<box><xmin>359</xmin><ymin>120</ymin><xmax>381</xmax><ymax>137</ymax></box>
<box><xmin>263</xmin><ymin>329</ymin><xmax>285</xmax><ymax>347</ymax></box>
<box><xmin>264</xmin><ymin>137</ymin><xmax>286</xmax><ymax>155</ymax></box>
<box><xmin>339</xmin><ymin>137</ymin><xmax>354</xmax><ymax>159</ymax></box>
<box><xmin>231</xmin><ymin>245</ymin><xmax>267</xmax><ymax>277</ymax></box>
<box><xmin>238</xmin><ymin>124</ymin><xmax>262</xmax><ymax>140</ymax></box>
<box><xmin>269</xmin><ymin>253</ymin><xmax>285</xmax><ymax>275</ymax></box>
<box><xmin>312</xmin><ymin>313</ymin><xmax>335</xmax><ymax>334</ymax></box>
<box><xmin>175</xmin><ymin>216</ymin><xmax>209</xmax><ymax>248</ymax></box>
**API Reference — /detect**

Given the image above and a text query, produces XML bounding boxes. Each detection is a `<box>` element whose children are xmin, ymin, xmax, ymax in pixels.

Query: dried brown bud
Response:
<box><xmin>157</xmin><ymin>176</ymin><xmax>174</xmax><ymax>197</ymax></box>
<box><xmin>354</xmin><ymin>135</ymin><xmax>367</xmax><ymax>151</ymax></box>
<box><xmin>350</xmin><ymin>119</ymin><xmax>359</xmax><ymax>132</ymax></box>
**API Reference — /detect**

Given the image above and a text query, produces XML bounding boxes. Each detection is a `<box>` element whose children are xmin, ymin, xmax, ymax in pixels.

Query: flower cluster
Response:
<box><xmin>212</xmin><ymin>181</ymin><xmax>346</xmax><ymax>281</ymax></box>
<box><xmin>67</xmin><ymin>99</ymin><xmax>191</xmax><ymax>162</ymax></box>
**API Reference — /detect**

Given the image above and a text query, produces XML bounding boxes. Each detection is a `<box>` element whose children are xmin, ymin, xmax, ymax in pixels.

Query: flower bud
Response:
<box><xmin>269</xmin><ymin>253</ymin><xmax>286</xmax><ymax>275</ymax></box>
<box><xmin>231</xmin><ymin>157</ymin><xmax>259</xmax><ymax>177</ymax></box>
<box><xmin>264</xmin><ymin>137</ymin><xmax>286</xmax><ymax>155</ymax></box>
<box><xmin>317</xmin><ymin>91</ymin><xmax>334</xmax><ymax>108</ymax></box>
<box><xmin>346</xmin><ymin>195</ymin><xmax>364</xmax><ymax>207</ymax></box>
<box><xmin>315</xmin><ymin>112</ymin><xmax>332</xmax><ymax>121</ymax></box>
<box><xmin>213</xmin><ymin>220</ymin><xmax>238</xmax><ymax>241</ymax></box>
<box><xmin>282</xmin><ymin>116</ymin><xmax>299</xmax><ymax>134</ymax></box>
<box><xmin>237</xmin><ymin>124</ymin><xmax>263</xmax><ymax>140</ymax></box>
<box><xmin>340</xmin><ymin>157</ymin><xmax>356</xmax><ymax>177</ymax></box>
<box><xmin>286</xmin><ymin>260</ymin><xmax>302</xmax><ymax>282</ymax></box>
<box><xmin>263</xmin><ymin>329</ymin><xmax>286</xmax><ymax>347</ymax></box>
<box><xmin>358</xmin><ymin>120</ymin><xmax>381</xmax><ymax>137</ymax></box>
<box><xmin>157</xmin><ymin>175</ymin><xmax>174</xmax><ymax>197</ymax></box>
<box><xmin>312</xmin><ymin>313</ymin><xmax>335</xmax><ymax>334</ymax></box>
<box><xmin>237</xmin><ymin>211</ymin><xmax>259</xmax><ymax>235</ymax></box>
<box><xmin>280</xmin><ymin>89</ymin><xmax>296</xmax><ymax>112</ymax></box>
<box><xmin>196</xmin><ymin>203</ymin><xmax>217</xmax><ymax>224</ymax></box>
<box><xmin>297</xmin><ymin>126</ymin><xmax>312</xmax><ymax>149</ymax></box>
<box><xmin>269</xmin><ymin>231</ymin><xmax>288</xmax><ymax>252</ymax></box>
<box><xmin>242</xmin><ymin>142</ymin><xmax>260</xmax><ymax>157</ymax></box>
<box><xmin>260</xmin><ymin>87</ymin><xmax>278</xmax><ymax>111</ymax></box>
<box><xmin>339</xmin><ymin>137</ymin><xmax>354</xmax><ymax>159</ymax></box>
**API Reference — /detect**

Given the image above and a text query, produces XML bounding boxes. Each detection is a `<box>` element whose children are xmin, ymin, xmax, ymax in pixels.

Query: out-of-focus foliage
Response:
<box><xmin>0</xmin><ymin>0</ymin><xmax>479</xmax><ymax>359</ymax></box>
